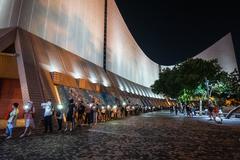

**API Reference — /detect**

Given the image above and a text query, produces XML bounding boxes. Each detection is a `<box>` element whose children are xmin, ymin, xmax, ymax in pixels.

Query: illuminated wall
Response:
<box><xmin>107</xmin><ymin>0</ymin><xmax>159</xmax><ymax>87</ymax></box>
<box><xmin>0</xmin><ymin>0</ymin><xmax>21</xmax><ymax>28</ymax></box>
<box><xmin>18</xmin><ymin>0</ymin><xmax>105</xmax><ymax>67</ymax></box>
<box><xmin>0</xmin><ymin>0</ymin><xmax>159</xmax><ymax>90</ymax></box>
<box><xmin>160</xmin><ymin>33</ymin><xmax>238</xmax><ymax>74</ymax></box>
<box><xmin>194</xmin><ymin>33</ymin><xmax>238</xmax><ymax>73</ymax></box>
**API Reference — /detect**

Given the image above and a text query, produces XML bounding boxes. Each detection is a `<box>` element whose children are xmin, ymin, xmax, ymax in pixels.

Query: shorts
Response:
<box><xmin>25</xmin><ymin>119</ymin><xmax>35</xmax><ymax>128</ymax></box>
<box><xmin>66</xmin><ymin>115</ymin><xmax>73</xmax><ymax>122</ymax></box>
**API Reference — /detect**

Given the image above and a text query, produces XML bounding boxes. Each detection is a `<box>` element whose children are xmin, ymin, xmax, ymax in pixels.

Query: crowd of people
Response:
<box><xmin>1</xmin><ymin>98</ymin><xmax>156</xmax><ymax>140</ymax></box>
<box><xmin>2</xmin><ymin>97</ymin><xmax>224</xmax><ymax>140</ymax></box>
<box><xmin>169</xmin><ymin>100</ymin><xmax>223</xmax><ymax>123</ymax></box>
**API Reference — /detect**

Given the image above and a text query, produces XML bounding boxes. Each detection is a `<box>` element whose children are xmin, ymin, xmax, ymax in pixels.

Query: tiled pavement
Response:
<box><xmin>0</xmin><ymin>112</ymin><xmax>240</xmax><ymax>160</ymax></box>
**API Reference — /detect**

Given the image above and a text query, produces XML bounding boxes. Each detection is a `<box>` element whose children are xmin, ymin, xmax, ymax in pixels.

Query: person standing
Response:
<box><xmin>186</xmin><ymin>104</ymin><xmax>191</xmax><ymax>117</ymax></box>
<box><xmin>175</xmin><ymin>105</ymin><xmax>178</xmax><ymax>116</ymax></box>
<box><xmin>65</xmin><ymin>99</ymin><xmax>75</xmax><ymax>132</ymax></box>
<box><xmin>77</xmin><ymin>101</ymin><xmax>85</xmax><ymax>127</ymax></box>
<box><xmin>125</xmin><ymin>106</ymin><xmax>129</xmax><ymax>117</ymax></box>
<box><xmin>101</xmin><ymin>106</ymin><xmax>106</xmax><ymax>122</ymax></box>
<box><xmin>208</xmin><ymin>101</ymin><xmax>214</xmax><ymax>120</ymax></box>
<box><xmin>189</xmin><ymin>104</ymin><xmax>193</xmax><ymax>117</ymax></box>
<box><xmin>4</xmin><ymin>103</ymin><xmax>19</xmax><ymax>140</ymax></box>
<box><xmin>20</xmin><ymin>101</ymin><xmax>35</xmax><ymax>138</ymax></box>
<box><xmin>121</xmin><ymin>106</ymin><xmax>124</xmax><ymax>118</ymax></box>
<box><xmin>92</xmin><ymin>103</ymin><xmax>99</xmax><ymax>126</ymax></box>
<box><xmin>84</xmin><ymin>103</ymin><xmax>92</xmax><ymax>127</ymax></box>
<box><xmin>72</xmin><ymin>102</ymin><xmax>77</xmax><ymax>129</ymax></box>
<box><xmin>41</xmin><ymin>99</ymin><xmax>53</xmax><ymax>133</ymax></box>
<box><xmin>89</xmin><ymin>101</ymin><xmax>95</xmax><ymax>127</ymax></box>
<box><xmin>56</xmin><ymin>104</ymin><xmax>64</xmax><ymax>131</ymax></box>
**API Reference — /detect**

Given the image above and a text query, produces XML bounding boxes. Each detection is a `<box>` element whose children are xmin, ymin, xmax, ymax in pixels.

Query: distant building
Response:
<box><xmin>161</xmin><ymin>33</ymin><xmax>238</xmax><ymax>73</ymax></box>
<box><xmin>194</xmin><ymin>33</ymin><xmax>238</xmax><ymax>73</ymax></box>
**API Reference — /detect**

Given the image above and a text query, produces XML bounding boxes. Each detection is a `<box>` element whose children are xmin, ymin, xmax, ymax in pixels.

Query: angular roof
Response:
<box><xmin>194</xmin><ymin>33</ymin><xmax>238</xmax><ymax>73</ymax></box>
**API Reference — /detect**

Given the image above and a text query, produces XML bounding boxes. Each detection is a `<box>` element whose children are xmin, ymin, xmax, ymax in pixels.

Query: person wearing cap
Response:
<box><xmin>4</xmin><ymin>103</ymin><xmax>19</xmax><ymax>140</ymax></box>
<box><xmin>20</xmin><ymin>101</ymin><xmax>35</xmax><ymax>138</ymax></box>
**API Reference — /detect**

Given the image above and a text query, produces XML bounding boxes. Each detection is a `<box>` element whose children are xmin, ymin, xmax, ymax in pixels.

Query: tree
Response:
<box><xmin>228</xmin><ymin>69</ymin><xmax>240</xmax><ymax>98</ymax></box>
<box><xmin>194</xmin><ymin>84</ymin><xmax>207</xmax><ymax>100</ymax></box>
<box><xmin>212</xmin><ymin>81</ymin><xmax>230</xmax><ymax>98</ymax></box>
<box><xmin>152</xmin><ymin>58</ymin><xmax>224</xmax><ymax>99</ymax></box>
<box><xmin>151</xmin><ymin>67</ymin><xmax>181</xmax><ymax>98</ymax></box>
<box><xmin>178</xmin><ymin>89</ymin><xmax>193</xmax><ymax>103</ymax></box>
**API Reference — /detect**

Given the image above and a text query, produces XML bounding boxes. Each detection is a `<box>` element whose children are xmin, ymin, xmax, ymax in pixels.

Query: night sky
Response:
<box><xmin>115</xmin><ymin>0</ymin><xmax>240</xmax><ymax>66</ymax></box>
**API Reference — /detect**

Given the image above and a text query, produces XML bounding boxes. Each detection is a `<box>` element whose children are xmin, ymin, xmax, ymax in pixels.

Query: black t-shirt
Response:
<box><xmin>68</xmin><ymin>103</ymin><xmax>75</xmax><ymax>115</ymax></box>
<box><xmin>78</xmin><ymin>104</ymin><xmax>85</xmax><ymax>114</ymax></box>
<box><xmin>208</xmin><ymin>105</ymin><xmax>214</xmax><ymax>112</ymax></box>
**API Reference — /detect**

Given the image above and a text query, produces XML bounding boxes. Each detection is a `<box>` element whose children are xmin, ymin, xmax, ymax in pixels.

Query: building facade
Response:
<box><xmin>0</xmin><ymin>0</ymin><xmax>162</xmax><ymax>120</ymax></box>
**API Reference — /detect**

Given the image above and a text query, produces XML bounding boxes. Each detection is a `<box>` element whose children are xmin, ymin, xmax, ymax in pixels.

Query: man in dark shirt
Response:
<box><xmin>65</xmin><ymin>99</ymin><xmax>75</xmax><ymax>132</ymax></box>
<box><xmin>208</xmin><ymin>101</ymin><xmax>214</xmax><ymax>120</ymax></box>
<box><xmin>77</xmin><ymin>101</ymin><xmax>85</xmax><ymax>127</ymax></box>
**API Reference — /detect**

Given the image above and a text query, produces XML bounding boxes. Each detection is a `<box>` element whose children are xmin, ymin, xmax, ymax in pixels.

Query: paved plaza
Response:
<box><xmin>1</xmin><ymin>112</ymin><xmax>240</xmax><ymax>160</ymax></box>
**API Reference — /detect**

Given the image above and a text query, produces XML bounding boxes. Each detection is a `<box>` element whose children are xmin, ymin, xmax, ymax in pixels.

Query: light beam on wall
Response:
<box><xmin>50</xmin><ymin>65</ymin><xmax>60</xmax><ymax>72</ymax></box>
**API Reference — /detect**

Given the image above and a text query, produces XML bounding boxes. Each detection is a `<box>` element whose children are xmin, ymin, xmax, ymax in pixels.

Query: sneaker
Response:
<box><xmin>27</xmin><ymin>132</ymin><xmax>32</xmax><ymax>136</ymax></box>
<box><xmin>20</xmin><ymin>134</ymin><xmax>25</xmax><ymax>138</ymax></box>
<box><xmin>5</xmin><ymin>136</ymin><xmax>12</xmax><ymax>140</ymax></box>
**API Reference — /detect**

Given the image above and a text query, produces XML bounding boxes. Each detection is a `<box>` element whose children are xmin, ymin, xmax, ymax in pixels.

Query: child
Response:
<box><xmin>5</xmin><ymin>103</ymin><xmax>19</xmax><ymax>140</ymax></box>
<box><xmin>213</xmin><ymin>105</ymin><xmax>223</xmax><ymax>124</ymax></box>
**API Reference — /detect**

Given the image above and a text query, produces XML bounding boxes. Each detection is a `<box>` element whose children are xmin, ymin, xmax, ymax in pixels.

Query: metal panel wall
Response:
<box><xmin>28</xmin><ymin>29</ymin><xmax>111</xmax><ymax>88</ymax></box>
<box><xmin>107</xmin><ymin>0</ymin><xmax>159</xmax><ymax>87</ymax></box>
